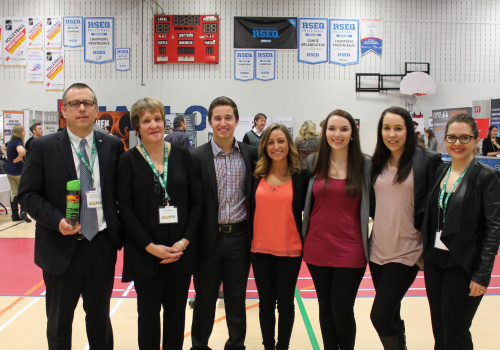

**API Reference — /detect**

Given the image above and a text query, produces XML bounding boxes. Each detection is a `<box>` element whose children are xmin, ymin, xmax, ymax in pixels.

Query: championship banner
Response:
<box><xmin>234</xmin><ymin>50</ymin><xmax>255</xmax><ymax>81</ymax></box>
<box><xmin>329</xmin><ymin>19</ymin><xmax>359</xmax><ymax>65</ymax></box>
<box><xmin>84</xmin><ymin>17</ymin><xmax>114</xmax><ymax>63</ymax></box>
<box><xmin>491</xmin><ymin>99</ymin><xmax>500</xmax><ymax>126</ymax></box>
<box><xmin>63</xmin><ymin>16</ymin><xmax>83</xmax><ymax>47</ymax></box>
<box><xmin>360</xmin><ymin>19</ymin><xmax>383</xmax><ymax>56</ymax></box>
<box><xmin>115</xmin><ymin>47</ymin><xmax>131</xmax><ymax>71</ymax></box>
<box><xmin>3</xmin><ymin>17</ymin><xmax>27</xmax><ymax>66</ymax></box>
<box><xmin>27</xmin><ymin>17</ymin><xmax>43</xmax><ymax>49</ymax></box>
<box><xmin>45</xmin><ymin>17</ymin><xmax>62</xmax><ymax>48</ymax></box>
<box><xmin>27</xmin><ymin>49</ymin><xmax>44</xmax><ymax>82</ymax></box>
<box><xmin>44</xmin><ymin>50</ymin><xmax>64</xmax><ymax>90</ymax></box>
<box><xmin>255</xmin><ymin>50</ymin><xmax>275</xmax><ymax>81</ymax></box>
<box><xmin>298</xmin><ymin>18</ymin><xmax>328</xmax><ymax>64</ymax></box>
<box><xmin>234</xmin><ymin>17</ymin><xmax>297</xmax><ymax>49</ymax></box>
<box><xmin>432</xmin><ymin>107</ymin><xmax>472</xmax><ymax>154</ymax></box>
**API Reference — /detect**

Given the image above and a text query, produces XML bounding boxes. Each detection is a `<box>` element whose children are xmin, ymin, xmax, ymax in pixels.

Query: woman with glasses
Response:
<box><xmin>481</xmin><ymin>125</ymin><xmax>500</xmax><ymax>157</ymax></box>
<box><xmin>117</xmin><ymin>98</ymin><xmax>202</xmax><ymax>350</ymax></box>
<box><xmin>369</xmin><ymin>107</ymin><xmax>442</xmax><ymax>349</ymax></box>
<box><xmin>422</xmin><ymin>114</ymin><xmax>500</xmax><ymax>350</ymax></box>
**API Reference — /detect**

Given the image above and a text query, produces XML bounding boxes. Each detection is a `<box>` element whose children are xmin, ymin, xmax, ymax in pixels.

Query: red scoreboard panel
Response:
<box><xmin>153</xmin><ymin>14</ymin><xmax>219</xmax><ymax>64</ymax></box>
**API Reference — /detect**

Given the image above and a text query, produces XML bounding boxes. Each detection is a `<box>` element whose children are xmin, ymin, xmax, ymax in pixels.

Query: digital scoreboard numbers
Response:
<box><xmin>153</xmin><ymin>15</ymin><xmax>219</xmax><ymax>64</ymax></box>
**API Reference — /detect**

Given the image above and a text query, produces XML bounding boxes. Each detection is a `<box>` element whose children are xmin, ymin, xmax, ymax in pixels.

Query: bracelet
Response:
<box><xmin>177</xmin><ymin>240</ymin><xmax>187</xmax><ymax>251</ymax></box>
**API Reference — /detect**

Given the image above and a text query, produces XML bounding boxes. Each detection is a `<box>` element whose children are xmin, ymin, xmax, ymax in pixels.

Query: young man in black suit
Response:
<box><xmin>190</xmin><ymin>96</ymin><xmax>258</xmax><ymax>350</ymax></box>
<box><xmin>18</xmin><ymin>83</ymin><xmax>124</xmax><ymax>350</ymax></box>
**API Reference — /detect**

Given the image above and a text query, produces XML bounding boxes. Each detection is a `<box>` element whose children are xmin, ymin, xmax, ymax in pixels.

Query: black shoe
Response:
<box><xmin>19</xmin><ymin>211</ymin><xmax>32</xmax><ymax>223</ymax></box>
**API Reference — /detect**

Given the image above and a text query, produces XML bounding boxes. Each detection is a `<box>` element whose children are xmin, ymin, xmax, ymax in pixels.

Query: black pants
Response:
<box><xmin>43</xmin><ymin>231</ymin><xmax>116</xmax><ymax>350</ymax></box>
<box><xmin>307</xmin><ymin>264</ymin><xmax>366</xmax><ymax>350</ymax></box>
<box><xmin>252</xmin><ymin>253</ymin><xmax>302</xmax><ymax>350</ymax></box>
<box><xmin>424</xmin><ymin>258</ymin><xmax>483</xmax><ymax>350</ymax></box>
<box><xmin>191</xmin><ymin>228</ymin><xmax>251</xmax><ymax>350</ymax></box>
<box><xmin>134</xmin><ymin>263</ymin><xmax>191</xmax><ymax>350</ymax></box>
<box><xmin>369</xmin><ymin>261</ymin><xmax>419</xmax><ymax>337</ymax></box>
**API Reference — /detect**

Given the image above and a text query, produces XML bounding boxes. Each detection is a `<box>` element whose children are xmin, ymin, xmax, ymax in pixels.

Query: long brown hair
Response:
<box><xmin>311</xmin><ymin>110</ymin><xmax>364</xmax><ymax>197</ymax></box>
<box><xmin>254</xmin><ymin>123</ymin><xmax>301</xmax><ymax>178</ymax></box>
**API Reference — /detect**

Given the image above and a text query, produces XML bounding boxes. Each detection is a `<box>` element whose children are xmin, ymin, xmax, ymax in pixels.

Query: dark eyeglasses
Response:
<box><xmin>65</xmin><ymin>100</ymin><xmax>95</xmax><ymax>109</ymax></box>
<box><xmin>444</xmin><ymin>134</ymin><xmax>475</xmax><ymax>144</ymax></box>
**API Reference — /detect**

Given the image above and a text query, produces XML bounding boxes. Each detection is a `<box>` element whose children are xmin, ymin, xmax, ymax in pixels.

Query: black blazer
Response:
<box><xmin>422</xmin><ymin>161</ymin><xmax>500</xmax><ymax>287</ymax></box>
<box><xmin>190</xmin><ymin>140</ymin><xmax>258</xmax><ymax>264</ymax></box>
<box><xmin>371</xmin><ymin>146</ymin><xmax>442</xmax><ymax>231</ymax></box>
<box><xmin>248</xmin><ymin>170</ymin><xmax>310</xmax><ymax>243</ymax></box>
<box><xmin>18</xmin><ymin>129</ymin><xmax>124</xmax><ymax>275</ymax></box>
<box><xmin>481</xmin><ymin>137</ymin><xmax>500</xmax><ymax>156</ymax></box>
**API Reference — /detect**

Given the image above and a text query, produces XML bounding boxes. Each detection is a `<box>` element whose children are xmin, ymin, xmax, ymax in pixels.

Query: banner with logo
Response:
<box><xmin>27</xmin><ymin>17</ymin><xmax>43</xmax><ymax>49</ymax></box>
<box><xmin>84</xmin><ymin>17</ymin><xmax>114</xmax><ymax>63</ymax></box>
<box><xmin>491</xmin><ymin>99</ymin><xmax>500</xmax><ymax>126</ymax></box>
<box><xmin>432</xmin><ymin>107</ymin><xmax>472</xmax><ymax>153</ymax></box>
<box><xmin>234</xmin><ymin>17</ymin><xmax>297</xmax><ymax>49</ymax></box>
<box><xmin>27</xmin><ymin>49</ymin><xmax>44</xmax><ymax>82</ymax></box>
<box><xmin>43</xmin><ymin>111</ymin><xmax>59</xmax><ymax>135</ymax></box>
<box><xmin>3</xmin><ymin>17</ymin><xmax>27</xmax><ymax>66</ymax></box>
<box><xmin>329</xmin><ymin>19</ymin><xmax>359</xmax><ymax>65</ymax></box>
<box><xmin>255</xmin><ymin>50</ymin><xmax>275</xmax><ymax>81</ymax></box>
<box><xmin>360</xmin><ymin>19</ymin><xmax>383</xmax><ymax>56</ymax></box>
<box><xmin>115</xmin><ymin>47</ymin><xmax>131</xmax><ymax>71</ymax></box>
<box><xmin>234</xmin><ymin>50</ymin><xmax>255</xmax><ymax>81</ymax></box>
<box><xmin>44</xmin><ymin>50</ymin><xmax>64</xmax><ymax>90</ymax></box>
<box><xmin>63</xmin><ymin>16</ymin><xmax>83</xmax><ymax>47</ymax></box>
<box><xmin>96</xmin><ymin>111</ymin><xmax>130</xmax><ymax>150</ymax></box>
<box><xmin>45</xmin><ymin>17</ymin><xmax>62</xmax><ymax>48</ymax></box>
<box><xmin>298</xmin><ymin>18</ymin><xmax>328</xmax><ymax>64</ymax></box>
<box><xmin>472</xmin><ymin>100</ymin><xmax>491</xmax><ymax>139</ymax></box>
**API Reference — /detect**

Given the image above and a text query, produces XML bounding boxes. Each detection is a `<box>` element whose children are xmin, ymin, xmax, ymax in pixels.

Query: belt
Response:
<box><xmin>76</xmin><ymin>229</ymin><xmax>107</xmax><ymax>241</ymax></box>
<box><xmin>218</xmin><ymin>220</ymin><xmax>247</xmax><ymax>233</ymax></box>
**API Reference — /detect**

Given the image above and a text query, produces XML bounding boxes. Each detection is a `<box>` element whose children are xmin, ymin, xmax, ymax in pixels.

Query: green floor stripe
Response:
<box><xmin>295</xmin><ymin>286</ymin><xmax>320</xmax><ymax>350</ymax></box>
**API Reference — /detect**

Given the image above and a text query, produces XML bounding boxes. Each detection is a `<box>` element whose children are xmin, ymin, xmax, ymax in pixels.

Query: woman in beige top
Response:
<box><xmin>369</xmin><ymin>107</ymin><xmax>442</xmax><ymax>349</ymax></box>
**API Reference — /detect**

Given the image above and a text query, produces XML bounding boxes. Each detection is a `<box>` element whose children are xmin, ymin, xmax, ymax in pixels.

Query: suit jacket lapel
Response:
<box><xmin>204</xmin><ymin>142</ymin><xmax>218</xmax><ymax>197</ymax></box>
<box><xmin>58</xmin><ymin>129</ymin><xmax>78</xmax><ymax>179</ymax></box>
<box><xmin>95</xmin><ymin>132</ymin><xmax>107</xmax><ymax>183</ymax></box>
<box><xmin>238</xmin><ymin>142</ymin><xmax>252</xmax><ymax>195</ymax></box>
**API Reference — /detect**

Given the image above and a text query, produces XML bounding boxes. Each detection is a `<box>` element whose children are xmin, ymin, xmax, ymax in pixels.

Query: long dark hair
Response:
<box><xmin>487</xmin><ymin>124</ymin><xmax>498</xmax><ymax>139</ymax></box>
<box><xmin>426</xmin><ymin>128</ymin><xmax>435</xmax><ymax>147</ymax></box>
<box><xmin>371</xmin><ymin>106</ymin><xmax>416</xmax><ymax>184</ymax></box>
<box><xmin>312</xmin><ymin>110</ymin><xmax>364</xmax><ymax>197</ymax></box>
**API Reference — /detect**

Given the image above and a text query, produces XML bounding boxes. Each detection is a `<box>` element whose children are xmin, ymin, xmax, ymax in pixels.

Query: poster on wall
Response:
<box><xmin>96</xmin><ymin>111</ymin><xmax>130</xmax><ymax>150</ymax></box>
<box><xmin>3</xmin><ymin>110</ymin><xmax>24</xmax><ymax>142</ymax></box>
<box><xmin>472</xmin><ymin>100</ymin><xmax>491</xmax><ymax>139</ymax></box>
<box><xmin>234</xmin><ymin>17</ymin><xmax>297</xmax><ymax>49</ymax></box>
<box><xmin>27</xmin><ymin>49</ymin><xmax>44</xmax><ymax>82</ymax></box>
<box><xmin>27</xmin><ymin>17</ymin><xmax>43</xmax><ymax>49</ymax></box>
<box><xmin>44</xmin><ymin>50</ymin><xmax>64</xmax><ymax>90</ymax></box>
<box><xmin>234</xmin><ymin>50</ymin><xmax>255</xmax><ymax>81</ymax></box>
<box><xmin>84</xmin><ymin>17</ymin><xmax>114</xmax><ymax>63</ymax></box>
<box><xmin>0</xmin><ymin>24</ymin><xmax>2</xmax><ymax>65</ymax></box>
<box><xmin>360</xmin><ymin>19</ymin><xmax>383</xmax><ymax>56</ymax></box>
<box><xmin>45</xmin><ymin>17</ymin><xmax>62</xmax><ymax>48</ymax></box>
<box><xmin>43</xmin><ymin>111</ymin><xmax>59</xmax><ymax>134</ymax></box>
<box><xmin>298</xmin><ymin>18</ymin><xmax>328</xmax><ymax>64</ymax></box>
<box><xmin>490</xmin><ymin>99</ymin><xmax>500</xmax><ymax>126</ymax></box>
<box><xmin>3</xmin><ymin>17</ymin><xmax>27</xmax><ymax>66</ymax></box>
<box><xmin>63</xmin><ymin>16</ymin><xmax>83</xmax><ymax>47</ymax></box>
<box><xmin>255</xmin><ymin>50</ymin><xmax>275</xmax><ymax>81</ymax></box>
<box><xmin>115</xmin><ymin>47</ymin><xmax>131</xmax><ymax>71</ymax></box>
<box><xmin>329</xmin><ymin>19</ymin><xmax>359</xmax><ymax>65</ymax></box>
<box><xmin>432</xmin><ymin>107</ymin><xmax>472</xmax><ymax>154</ymax></box>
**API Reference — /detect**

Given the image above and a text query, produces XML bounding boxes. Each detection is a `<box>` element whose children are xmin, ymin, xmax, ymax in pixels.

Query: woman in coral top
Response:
<box><xmin>249</xmin><ymin>123</ymin><xmax>309</xmax><ymax>350</ymax></box>
<box><xmin>302</xmin><ymin>110</ymin><xmax>371</xmax><ymax>350</ymax></box>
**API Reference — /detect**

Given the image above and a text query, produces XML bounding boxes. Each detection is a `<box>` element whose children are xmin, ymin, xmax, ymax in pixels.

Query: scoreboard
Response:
<box><xmin>153</xmin><ymin>14</ymin><xmax>219</xmax><ymax>64</ymax></box>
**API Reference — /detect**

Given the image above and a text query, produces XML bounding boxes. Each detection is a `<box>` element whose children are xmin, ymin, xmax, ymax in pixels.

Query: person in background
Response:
<box><xmin>369</xmin><ymin>106</ymin><xmax>442</xmax><ymax>349</ymax></box>
<box><xmin>317</xmin><ymin>119</ymin><xmax>325</xmax><ymax>136</ymax></box>
<box><xmin>302</xmin><ymin>110</ymin><xmax>370</xmax><ymax>350</ymax></box>
<box><xmin>481</xmin><ymin>125</ymin><xmax>500</xmax><ymax>157</ymax></box>
<box><xmin>422</xmin><ymin>114</ymin><xmax>500</xmax><ymax>349</ymax></box>
<box><xmin>25</xmin><ymin>122</ymin><xmax>43</xmax><ymax>154</ymax></box>
<box><xmin>104</xmin><ymin>125</ymin><xmax>112</xmax><ymax>134</ymax></box>
<box><xmin>117</xmin><ymin>98</ymin><xmax>202</xmax><ymax>349</ymax></box>
<box><xmin>426</xmin><ymin>129</ymin><xmax>438</xmax><ymax>151</ymax></box>
<box><xmin>2</xmin><ymin>124</ymin><xmax>31</xmax><ymax>222</ymax></box>
<box><xmin>295</xmin><ymin>120</ymin><xmax>320</xmax><ymax>169</ymax></box>
<box><xmin>249</xmin><ymin>123</ymin><xmax>308</xmax><ymax>350</ymax></box>
<box><xmin>413</xmin><ymin>120</ymin><xmax>418</xmax><ymax>131</ymax></box>
<box><xmin>165</xmin><ymin>115</ymin><xmax>191</xmax><ymax>149</ymax></box>
<box><xmin>243</xmin><ymin>113</ymin><xmax>267</xmax><ymax>147</ymax></box>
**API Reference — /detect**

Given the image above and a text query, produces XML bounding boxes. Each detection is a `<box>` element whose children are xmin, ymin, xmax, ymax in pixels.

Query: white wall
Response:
<box><xmin>2</xmin><ymin>0</ymin><xmax>500</xmax><ymax>154</ymax></box>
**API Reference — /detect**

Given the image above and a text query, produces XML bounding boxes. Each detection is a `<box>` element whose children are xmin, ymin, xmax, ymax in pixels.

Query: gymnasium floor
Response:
<box><xmin>1</xmin><ymin>215</ymin><xmax>499</xmax><ymax>349</ymax></box>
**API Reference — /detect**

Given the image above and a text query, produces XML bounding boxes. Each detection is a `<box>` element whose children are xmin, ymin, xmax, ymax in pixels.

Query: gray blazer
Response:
<box><xmin>302</xmin><ymin>154</ymin><xmax>371</xmax><ymax>261</ymax></box>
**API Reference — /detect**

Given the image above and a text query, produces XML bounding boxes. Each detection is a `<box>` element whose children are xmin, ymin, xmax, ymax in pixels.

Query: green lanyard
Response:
<box><xmin>141</xmin><ymin>142</ymin><xmax>170</xmax><ymax>202</ymax></box>
<box><xmin>438</xmin><ymin>160</ymin><xmax>472</xmax><ymax>222</ymax></box>
<box><xmin>70</xmin><ymin>136</ymin><xmax>97</xmax><ymax>188</ymax></box>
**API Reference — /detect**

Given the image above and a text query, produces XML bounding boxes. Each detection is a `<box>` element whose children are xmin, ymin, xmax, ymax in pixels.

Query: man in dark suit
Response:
<box><xmin>190</xmin><ymin>97</ymin><xmax>258</xmax><ymax>350</ymax></box>
<box><xmin>18</xmin><ymin>83</ymin><xmax>124</xmax><ymax>350</ymax></box>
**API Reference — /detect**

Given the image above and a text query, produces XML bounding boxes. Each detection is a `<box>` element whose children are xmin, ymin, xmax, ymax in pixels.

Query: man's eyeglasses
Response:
<box><xmin>65</xmin><ymin>100</ymin><xmax>95</xmax><ymax>109</ymax></box>
<box><xmin>444</xmin><ymin>134</ymin><xmax>475</xmax><ymax>144</ymax></box>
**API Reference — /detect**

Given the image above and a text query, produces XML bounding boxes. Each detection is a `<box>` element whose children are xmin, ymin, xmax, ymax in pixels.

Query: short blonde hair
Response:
<box><xmin>297</xmin><ymin>120</ymin><xmax>317</xmax><ymax>141</ymax></box>
<box><xmin>130</xmin><ymin>98</ymin><xmax>166</xmax><ymax>137</ymax></box>
<box><xmin>11</xmin><ymin>124</ymin><xmax>25</xmax><ymax>142</ymax></box>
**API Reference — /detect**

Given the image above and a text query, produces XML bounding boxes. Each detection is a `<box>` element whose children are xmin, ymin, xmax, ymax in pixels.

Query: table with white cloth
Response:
<box><xmin>0</xmin><ymin>174</ymin><xmax>12</xmax><ymax>214</ymax></box>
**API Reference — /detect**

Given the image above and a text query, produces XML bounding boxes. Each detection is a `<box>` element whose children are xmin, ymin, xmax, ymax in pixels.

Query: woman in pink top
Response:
<box><xmin>302</xmin><ymin>110</ymin><xmax>371</xmax><ymax>350</ymax></box>
<box><xmin>249</xmin><ymin>124</ymin><xmax>309</xmax><ymax>350</ymax></box>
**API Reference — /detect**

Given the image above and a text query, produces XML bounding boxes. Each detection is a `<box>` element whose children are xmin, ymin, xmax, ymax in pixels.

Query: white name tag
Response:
<box><xmin>86</xmin><ymin>190</ymin><xmax>102</xmax><ymax>208</ymax></box>
<box><xmin>434</xmin><ymin>230</ymin><xmax>449</xmax><ymax>251</ymax></box>
<box><xmin>159</xmin><ymin>206</ymin><xmax>178</xmax><ymax>224</ymax></box>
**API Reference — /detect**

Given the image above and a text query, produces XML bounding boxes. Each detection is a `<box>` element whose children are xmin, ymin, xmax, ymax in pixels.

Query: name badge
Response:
<box><xmin>159</xmin><ymin>206</ymin><xmax>178</xmax><ymax>224</ymax></box>
<box><xmin>86</xmin><ymin>190</ymin><xmax>102</xmax><ymax>208</ymax></box>
<box><xmin>434</xmin><ymin>230</ymin><xmax>449</xmax><ymax>251</ymax></box>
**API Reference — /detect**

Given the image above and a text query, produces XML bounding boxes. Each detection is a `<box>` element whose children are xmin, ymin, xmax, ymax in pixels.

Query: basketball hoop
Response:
<box><xmin>400</xmin><ymin>72</ymin><xmax>436</xmax><ymax>96</ymax></box>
